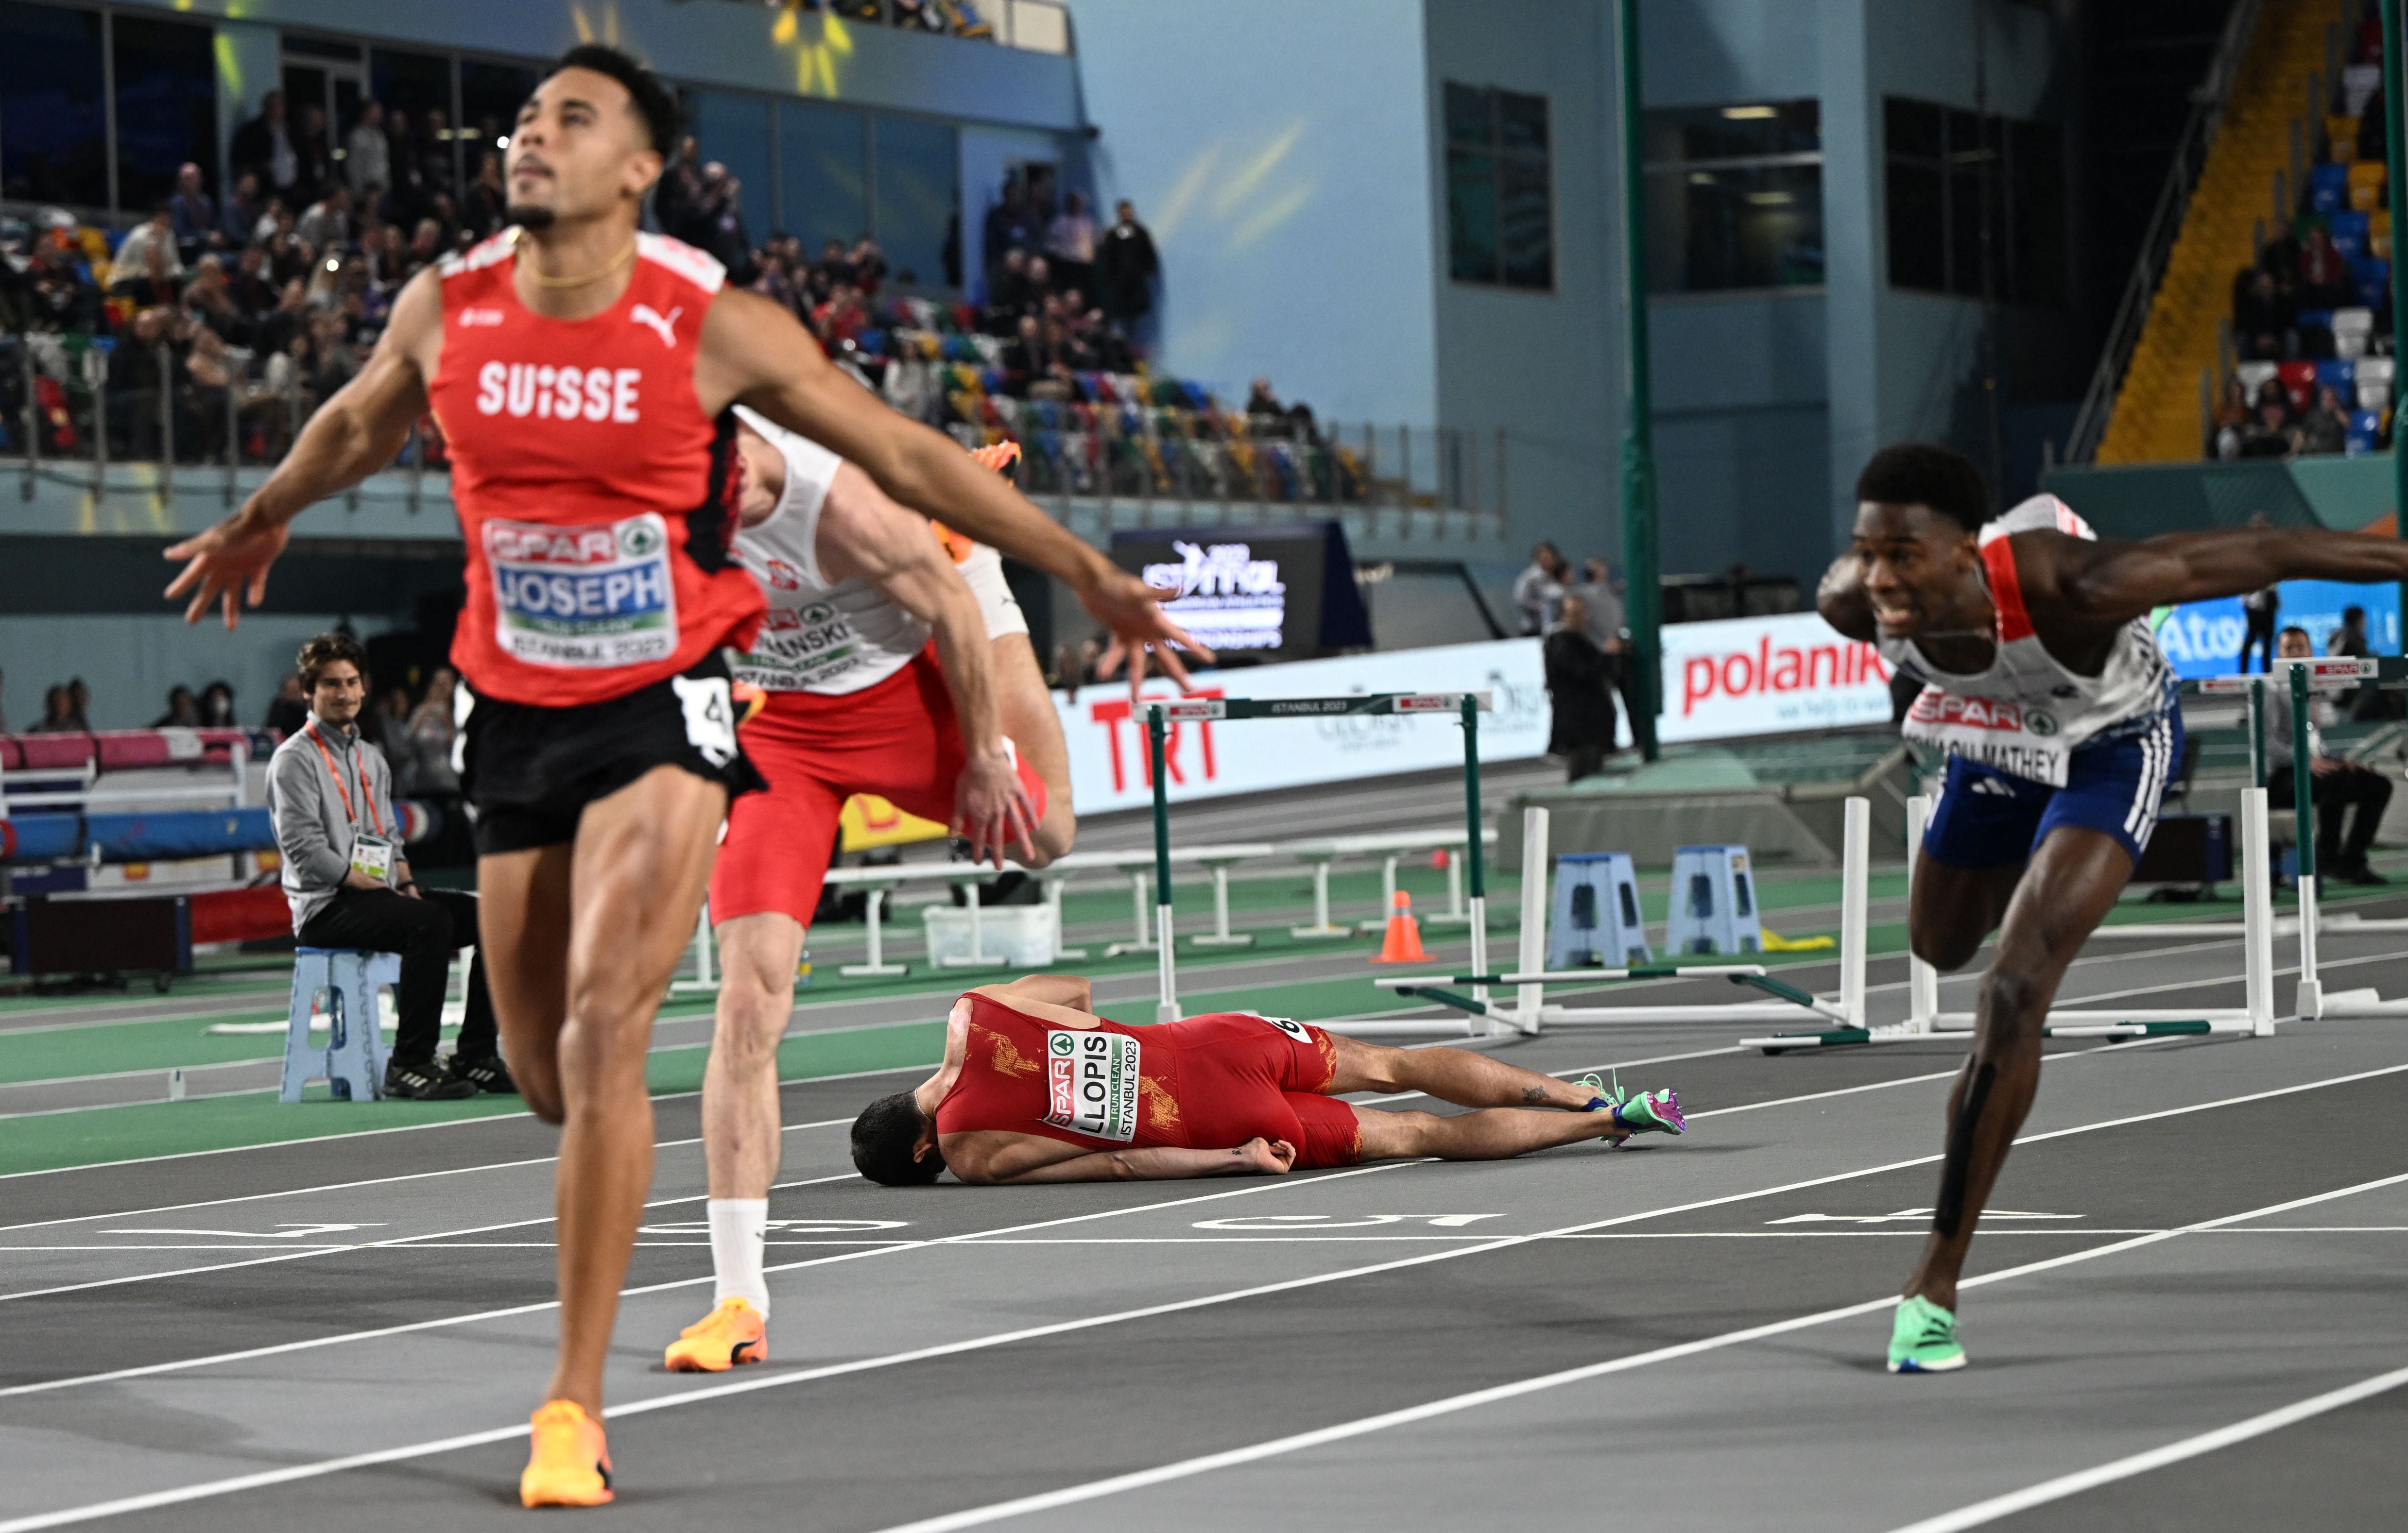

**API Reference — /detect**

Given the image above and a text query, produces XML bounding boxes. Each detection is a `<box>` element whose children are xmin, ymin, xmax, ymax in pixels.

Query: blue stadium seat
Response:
<box><xmin>2349</xmin><ymin>409</ymin><xmax>2385</xmax><ymax>453</ymax></box>
<box><xmin>858</xmin><ymin>328</ymin><xmax>886</xmax><ymax>356</ymax></box>
<box><xmin>2317</xmin><ymin>358</ymin><xmax>2357</xmax><ymax>395</ymax></box>
<box><xmin>2351</xmin><ymin>256</ymin><xmax>2391</xmax><ymax>308</ymax></box>
<box><xmin>2332</xmin><ymin>210</ymin><xmax>2372</xmax><ymax>257</ymax></box>
<box><xmin>2312</xmin><ymin>162</ymin><xmax>2351</xmax><ymax>213</ymax></box>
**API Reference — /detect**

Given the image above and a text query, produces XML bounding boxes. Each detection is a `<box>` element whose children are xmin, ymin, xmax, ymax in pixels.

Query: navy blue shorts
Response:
<box><xmin>1923</xmin><ymin>710</ymin><xmax>2184</xmax><ymax>871</ymax></box>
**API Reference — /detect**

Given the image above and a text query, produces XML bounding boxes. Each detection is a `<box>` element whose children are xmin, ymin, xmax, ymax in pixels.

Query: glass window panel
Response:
<box><xmin>1445</xmin><ymin>83</ymin><xmax>1492</xmax><ymax>147</ymax></box>
<box><xmin>1647</xmin><ymin>163</ymin><xmax>1824</xmax><ymax>292</ymax></box>
<box><xmin>1447</xmin><ymin>148</ymin><xmax>1497</xmax><ymax>282</ymax></box>
<box><xmin>688</xmin><ymin>90</ymin><xmax>773</xmax><ymax>244</ymax></box>
<box><xmin>0</xmin><ymin>0</ymin><xmax>107</xmax><ymax>209</ymax></box>
<box><xmin>460</xmin><ymin>58</ymin><xmax>540</xmax><ymax>158</ymax></box>
<box><xmin>776</xmin><ymin>99</ymin><xmax>868</xmax><ymax>250</ymax></box>
<box><xmin>371</xmin><ymin>49</ymin><xmax>453</xmax><ymax>126</ymax></box>
<box><xmin>1497</xmin><ymin>154</ymin><xmax>1552</xmax><ymax>289</ymax></box>
<box><xmin>1885</xmin><ymin>96</ymin><xmax>1942</xmax><ymax>161</ymax></box>
<box><xmin>873</xmin><ymin>114</ymin><xmax>957</xmax><ymax>287</ymax></box>
<box><xmin>1643</xmin><ymin>101</ymin><xmax>1820</xmax><ymax>166</ymax></box>
<box><xmin>1498</xmin><ymin>90</ymin><xmax>1548</xmax><ymax>154</ymax></box>
<box><xmin>1886</xmin><ymin>159</ymin><xmax>1946</xmax><ymax>292</ymax></box>
<box><xmin>1948</xmin><ymin>158</ymin><xmax>1988</xmax><ymax>298</ymax></box>
<box><xmin>2010</xmin><ymin>118</ymin><xmax>2067</xmax><ymax>308</ymax></box>
<box><xmin>112</xmin><ymin>14</ymin><xmax>219</xmax><ymax>212</ymax></box>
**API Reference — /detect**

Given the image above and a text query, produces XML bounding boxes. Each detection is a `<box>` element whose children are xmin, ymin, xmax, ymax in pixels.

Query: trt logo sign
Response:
<box><xmin>1087</xmin><ymin>688</ymin><xmax>1226</xmax><ymax>792</ymax></box>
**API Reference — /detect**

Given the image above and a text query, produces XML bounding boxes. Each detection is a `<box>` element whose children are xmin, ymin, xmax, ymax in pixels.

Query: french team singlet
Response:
<box><xmin>427</xmin><ymin>229</ymin><xmax>767</xmax><ymax>707</ymax></box>
<box><xmin>726</xmin><ymin>408</ymin><xmax>933</xmax><ymax>695</ymax></box>
<box><xmin>1879</xmin><ymin>494</ymin><xmax>2175</xmax><ymax>787</ymax></box>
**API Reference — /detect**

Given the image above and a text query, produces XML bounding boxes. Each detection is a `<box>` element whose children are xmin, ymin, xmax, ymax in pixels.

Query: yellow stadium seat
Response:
<box><xmin>2328</xmin><ymin>117</ymin><xmax>2360</xmax><ymax>162</ymax></box>
<box><xmin>2348</xmin><ymin>161</ymin><xmax>2387</xmax><ymax>212</ymax></box>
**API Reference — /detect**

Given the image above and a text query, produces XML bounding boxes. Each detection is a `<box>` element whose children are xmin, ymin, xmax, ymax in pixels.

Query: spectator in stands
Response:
<box><xmin>153</xmin><ymin>685</ymin><xmax>202</xmax><ymax>728</ymax></box>
<box><xmin>692</xmin><ymin>163</ymin><xmax>757</xmax><ymax>281</ymax></box>
<box><xmin>2300</xmin><ymin>225</ymin><xmax>2353</xmax><ymax>311</ymax></box>
<box><xmin>25</xmin><ymin>238</ymin><xmax>103</xmax><ymax>333</ymax></box>
<box><xmin>2211</xmin><ymin>377</ymin><xmax>2253</xmax><ymax>459</ymax></box>
<box><xmin>418</xmin><ymin>108</ymin><xmax>458</xmax><ymax>204</ymax></box>
<box><xmin>2302</xmin><ymin>385</ymin><xmax>2351</xmax><ymax>455</ymax></box>
<box><xmin>1568</xmin><ymin>556</ymin><xmax>1626</xmax><ymax>648</ymax></box>
<box><xmin>222</xmin><ymin>172</ymin><xmax>267</xmax><ymax>249</ymax></box>
<box><xmin>112</xmin><ymin>205</ymin><xmax>184</xmax><ymax>286</ymax></box>
<box><xmin>1047</xmin><ymin>190</ymin><xmax>1098</xmax><ymax>298</ymax></box>
<box><xmin>1097</xmin><ymin>199</ymin><xmax>1160</xmax><ymax>328</ymax></box>
<box><xmin>346</xmin><ymin>101</ymin><xmax>392</xmax><ymax>209</ymax></box>
<box><xmin>267</xmin><ymin>632</ymin><xmax>509</xmax><ymax>1101</ymax></box>
<box><xmin>1514</xmin><ymin>542</ymin><xmax>1568</xmax><ymax>635</ymax></box>
<box><xmin>296</xmin><ymin>185</ymin><xmax>354</xmax><ymax>252</ymax></box>
<box><xmin>230</xmin><ymin>90</ymin><xmax>300</xmax><ymax>204</ymax></box>
<box><xmin>850</xmin><ymin>235</ymin><xmax>887</xmax><ymax>295</ymax></box>
<box><xmin>29</xmin><ymin>685</ymin><xmax>79</xmax><ymax>733</ymax></box>
<box><xmin>292</xmin><ymin>102</ymin><xmax>334</xmax><ymax>206</ymax></box>
<box><xmin>2239</xmin><ymin>399</ymin><xmax>2296</xmax><ymax>458</ymax></box>
<box><xmin>654</xmin><ymin>135</ymin><xmax>705</xmax><ymax>244</ymax></box>
<box><xmin>983</xmin><ymin>178</ymin><xmax>1040</xmax><ymax>289</ymax></box>
<box><xmin>169</xmin><ymin>164</ymin><xmax>217</xmax><ymax>254</ymax></box>
<box><xmin>265</xmin><ymin>672</ymin><xmax>310</xmax><ymax>736</ymax></box>
<box><xmin>1544</xmin><ymin>595</ymin><xmax>1619</xmax><ymax>782</ymax></box>
<box><xmin>181</xmin><ymin>254</ymin><xmax>241</xmax><ymax>342</ymax></box>
<box><xmin>465</xmin><ymin>151</ymin><xmax>508</xmax><ymax>236</ymax></box>
<box><xmin>68</xmin><ymin>679</ymin><xmax>91</xmax><ymax>731</ymax></box>
<box><xmin>382</xmin><ymin>108</ymin><xmax>422</xmax><ymax>223</ymax></box>
<box><xmin>2239</xmin><ymin>527</ymin><xmax>2279</xmax><ymax>674</ymax></box>
<box><xmin>2235</xmin><ymin>269</ymin><xmax>2294</xmax><ymax>361</ymax></box>
<box><xmin>2264</xmin><ymin>625</ymin><xmax>2392</xmax><ymax>885</ymax></box>
<box><xmin>405</xmin><ymin>666</ymin><xmax>462</xmax><ymax>797</ymax></box>
<box><xmin>110</xmin><ymin>232</ymin><xmax>182</xmax><ymax>310</ymax></box>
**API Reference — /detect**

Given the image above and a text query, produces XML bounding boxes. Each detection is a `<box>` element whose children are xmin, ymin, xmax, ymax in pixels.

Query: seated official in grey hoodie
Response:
<box><xmin>2262</xmin><ymin>625</ymin><xmax>2394</xmax><ymax>886</ymax></box>
<box><xmin>268</xmin><ymin>631</ymin><xmax>513</xmax><ymax>1100</ymax></box>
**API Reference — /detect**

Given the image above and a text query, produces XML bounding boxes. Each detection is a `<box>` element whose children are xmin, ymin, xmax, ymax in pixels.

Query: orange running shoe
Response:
<box><xmin>663</xmin><ymin>1295</ymin><xmax>766</xmax><ymax>1373</ymax></box>
<box><xmin>519</xmin><ymin>1399</ymin><xmax>613</xmax><ymax>1508</ymax></box>
<box><xmin>967</xmin><ymin>440</ymin><xmax>1022</xmax><ymax>475</ymax></box>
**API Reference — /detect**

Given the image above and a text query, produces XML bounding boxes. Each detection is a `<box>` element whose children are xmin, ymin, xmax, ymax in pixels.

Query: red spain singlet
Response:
<box><xmin>427</xmin><ymin>229</ymin><xmax>766</xmax><ymax>707</ymax></box>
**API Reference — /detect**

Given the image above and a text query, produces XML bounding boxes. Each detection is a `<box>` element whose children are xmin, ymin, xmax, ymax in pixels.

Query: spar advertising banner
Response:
<box><xmin>1055</xmin><ymin>639</ymin><xmax>1550</xmax><ymax>814</ymax></box>
<box><xmin>1656</xmin><ymin>612</ymin><xmax>1896</xmax><ymax>743</ymax></box>
<box><xmin>2148</xmin><ymin>580</ymin><xmax>2401</xmax><ymax>680</ymax></box>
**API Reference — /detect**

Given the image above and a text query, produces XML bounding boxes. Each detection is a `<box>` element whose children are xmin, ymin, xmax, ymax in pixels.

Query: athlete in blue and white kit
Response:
<box><xmin>1819</xmin><ymin>443</ymin><xmax>2408</xmax><ymax>1374</ymax></box>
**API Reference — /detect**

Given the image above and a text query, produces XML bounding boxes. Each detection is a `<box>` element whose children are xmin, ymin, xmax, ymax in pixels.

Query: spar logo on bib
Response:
<box><xmin>1044</xmin><ymin>1029</ymin><xmax>1141</xmax><ymax>1142</ymax></box>
<box><xmin>485</xmin><ymin>512</ymin><xmax>679</xmax><ymax>669</ymax></box>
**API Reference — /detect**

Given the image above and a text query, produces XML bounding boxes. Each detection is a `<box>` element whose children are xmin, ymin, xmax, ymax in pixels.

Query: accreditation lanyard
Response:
<box><xmin>307</xmin><ymin>721</ymin><xmax>386</xmax><ymax>839</ymax></box>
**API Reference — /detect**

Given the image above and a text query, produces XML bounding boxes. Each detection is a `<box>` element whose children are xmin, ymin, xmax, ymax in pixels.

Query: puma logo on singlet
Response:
<box><xmin>975</xmin><ymin>1024</ymin><xmax>1039</xmax><ymax>1077</ymax></box>
<box><xmin>630</xmin><ymin>303</ymin><xmax>683</xmax><ymax>349</ymax></box>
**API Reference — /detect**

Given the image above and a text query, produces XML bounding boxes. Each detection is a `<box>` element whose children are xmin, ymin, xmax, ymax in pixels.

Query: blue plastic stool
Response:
<box><xmin>281</xmin><ymin>948</ymin><xmax>399</xmax><ymax>1103</ymax></box>
<box><xmin>1547</xmin><ymin>852</ymin><xmax>1651</xmax><ymax>968</ymax></box>
<box><xmin>1665</xmin><ymin>844</ymin><xmax>1760</xmax><ymax>955</ymax></box>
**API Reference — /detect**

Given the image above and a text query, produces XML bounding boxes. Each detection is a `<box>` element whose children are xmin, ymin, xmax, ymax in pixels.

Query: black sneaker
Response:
<box><xmin>447</xmin><ymin>1053</ymin><xmax>518</xmax><ymax>1095</ymax></box>
<box><xmin>384</xmin><ymin>1058</ymin><xmax>476</xmax><ymax>1101</ymax></box>
<box><xmin>2342</xmin><ymin>864</ymin><xmax>2391</xmax><ymax>886</ymax></box>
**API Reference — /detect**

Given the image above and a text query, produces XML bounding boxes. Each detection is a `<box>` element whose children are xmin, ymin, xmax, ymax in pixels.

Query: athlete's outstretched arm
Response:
<box><xmin>945</xmin><ymin>1131</ymin><xmax>1295</xmax><ymax>1184</ymax></box>
<box><xmin>695</xmin><ymin>289</ymin><xmax>1211</xmax><ymax>693</ymax></box>
<box><xmin>164</xmin><ymin>269</ymin><xmax>442</xmax><ymax>627</ymax></box>
<box><xmin>2057</xmin><ymin>526</ymin><xmax>2408</xmax><ymax>626</ymax></box>
<box><xmin>815</xmin><ymin>462</ymin><xmax>1035</xmax><ymax>864</ymax></box>
<box><xmin>964</xmin><ymin>980</ymin><xmax>1101</xmax><ymax>1029</ymax></box>
<box><xmin>1815</xmin><ymin>553</ymin><xmax>1878</xmax><ymax>642</ymax></box>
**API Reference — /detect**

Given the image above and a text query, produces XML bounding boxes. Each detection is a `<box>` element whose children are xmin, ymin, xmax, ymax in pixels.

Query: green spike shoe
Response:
<box><xmin>1887</xmin><ymin>1295</ymin><xmax>1967</xmax><ymax>1374</ymax></box>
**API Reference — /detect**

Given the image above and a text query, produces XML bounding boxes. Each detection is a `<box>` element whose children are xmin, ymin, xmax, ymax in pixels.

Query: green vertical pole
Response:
<box><xmin>1148</xmin><ymin>704</ymin><xmax>1177</xmax><ymax>1024</ymax></box>
<box><xmin>2248</xmin><ymin>677</ymin><xmax>2267</xmax><ymax>789</ymax></box>
<box><xmin>2289</xmin><ymin>665</ymin><xmax>2315</xmax><ymax>882</ymax></box>
<box><xmin>1461</xmin><ymin>693</ymin><xmax>1491</xmax><ymax>1012</ymax></box>
<box><xmin>1615</xmin><ymin>0</ymin><xmax>1662</xmax><ymax>761</ymax></box>
<box><xmin>2386</xmin><ymin>0</ymin><xmax>2408</xmax><ymax>630</ymax></box>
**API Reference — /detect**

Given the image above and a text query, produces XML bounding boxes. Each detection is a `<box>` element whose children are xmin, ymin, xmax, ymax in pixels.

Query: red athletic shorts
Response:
<box><xmin>708</xmin><ymin>647</ymin><xmax>1047</xmax><ymax>927</ymax></box>
<box><xmin>1170</xmin><ymin>1013</ymin><xmax>1362</xmax><ymax>1170</ymax></box>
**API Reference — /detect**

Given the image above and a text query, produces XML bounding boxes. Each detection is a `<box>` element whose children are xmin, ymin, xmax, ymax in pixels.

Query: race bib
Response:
<box><xmin>670</xmin><ymin>675</ymin><xmax>738</xmax><ymax>767</ymax></box>
<box><xmin>1258</xmin><ymin>1015</ymin><xmax>1314</xmax><ymax>1044</ymax></box>
<box><xmin>485</xmin><ymin>513</ymin><xmax>679</xmax><ymax>669</ymax></box>
<box><xmin>349</xmin><ymin>833</ymin><xmax>395</xmax><ymax>883</ymax></box>
<box><xmin>1902</xmin><ymin>688</ymin><xmax>2069</xmax><ymax>787</ymax></box>
<box><xmin>1044</xmin><ymin>1029</ymin><xmax>1142</xmax><ymax>1142</ymax></box>
<box><xmin>732</xmin><ymin>600</ymin><xmax>872</xmax><ymax>690</ymax></box>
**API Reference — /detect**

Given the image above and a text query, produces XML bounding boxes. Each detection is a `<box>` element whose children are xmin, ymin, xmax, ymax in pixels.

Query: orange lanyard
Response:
<box><xmin>307</xmin><ymin>721</ymin><xmax>385</xmax><ymax>837</ymax></box>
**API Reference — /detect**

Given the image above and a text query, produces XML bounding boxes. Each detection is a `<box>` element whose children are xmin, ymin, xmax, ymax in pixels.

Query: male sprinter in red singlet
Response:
<box><xmin>160</xmin><ymin>45</ymin><xmax>1199</xmax><ymax>1508</ymax></box>
<box><xmin>663</xmin><ymin>411</ymin><xmax>1063</xmax><ymax>1373</ymax></box>
<box><xmin>1821</xmin><ymin>443</ymin><xmax>2408</xmax><ymax>1375</ymax></box>
<box><xmin>848</xmin><ymin>976</ymin><xmax>1687</xmax><ymax>1186</ymax></box>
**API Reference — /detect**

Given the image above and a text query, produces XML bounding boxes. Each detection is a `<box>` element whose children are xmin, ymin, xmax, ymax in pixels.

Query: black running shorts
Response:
<box><xmin>460</xmin><ymin>654</ymin><xmax>767</xmax><ymax>856</ymax></box>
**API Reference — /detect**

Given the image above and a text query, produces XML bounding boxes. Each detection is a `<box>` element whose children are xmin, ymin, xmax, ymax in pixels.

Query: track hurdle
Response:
<box><xmin>1136</xmin><ymin>692</ymin><xmax>1496</xmax><ymax>1028</ymax></box>
<box><xmin>1360</xmin><ymin>797</ymin><xmax>1873</xmax><ymax>1035</ymax></box>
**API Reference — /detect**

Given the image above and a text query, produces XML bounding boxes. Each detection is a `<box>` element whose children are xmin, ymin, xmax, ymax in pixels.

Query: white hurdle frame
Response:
<box><xmin>1336</xmin><ymin>797</ymin><xmax>1873</xmax><ymax>1036</ymax></box>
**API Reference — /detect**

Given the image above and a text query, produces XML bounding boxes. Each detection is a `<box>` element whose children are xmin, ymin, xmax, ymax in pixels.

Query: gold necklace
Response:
<box><xmin>516</xmin><ymin>232</ymin><xmax>637</xmax><ymax>290</ymax></box>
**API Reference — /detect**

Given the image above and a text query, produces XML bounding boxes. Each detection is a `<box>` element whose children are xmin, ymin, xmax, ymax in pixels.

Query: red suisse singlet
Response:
<box><xmin>427</xmin><ymin>229</ymin><xmax>766</xmax><ymax>707</ymax></box>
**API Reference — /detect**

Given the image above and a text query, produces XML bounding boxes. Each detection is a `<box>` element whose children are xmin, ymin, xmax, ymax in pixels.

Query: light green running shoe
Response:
<box><xmin>1887</xmin><ymin>1295</ymin><xmax>1967</xmax><ymax>1374</ymax></box>
<box><xmin>1572</xmin><ymin>1072</ymin><xmax>1687</xmax><ymax>1135</ymax></box>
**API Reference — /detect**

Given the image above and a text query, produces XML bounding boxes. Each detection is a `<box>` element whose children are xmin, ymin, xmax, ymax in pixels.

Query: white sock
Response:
<box><xmin>707</xmin><ymin>1198</ymin><xmax>770</xmax><ymax>1316</ymax></box>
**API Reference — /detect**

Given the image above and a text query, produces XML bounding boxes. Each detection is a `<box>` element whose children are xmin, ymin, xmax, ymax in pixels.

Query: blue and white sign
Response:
<box><xmin>2151</xmin><ymin>580</ymin><xmax>2401</xmax><ymax>680</ymax></box>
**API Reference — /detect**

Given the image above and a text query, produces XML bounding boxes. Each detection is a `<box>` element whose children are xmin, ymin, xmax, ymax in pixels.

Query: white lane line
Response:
<box><xmin>848</xmin><ymin>1170</ymin><xmax>2408</xmax><ymax>1533</ymax></box>
<box><xmin>1879</xmin><ymin>1370</ymin><xmax>2408</xmax><ymax>1532</ymax></box>
<box><xmin>0</xmin><ymin>1160</ymin><xmax>1419</xmax><ymax>1400</ymax></box>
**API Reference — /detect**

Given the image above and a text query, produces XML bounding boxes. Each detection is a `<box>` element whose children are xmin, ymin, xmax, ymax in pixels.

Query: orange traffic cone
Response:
<box><xmin>1373</xmin><ymin>890</ymin><xmax>1430</xmax><ymax>963</ymax></box>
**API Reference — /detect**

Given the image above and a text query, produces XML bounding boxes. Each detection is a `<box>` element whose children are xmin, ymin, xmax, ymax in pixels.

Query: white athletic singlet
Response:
<box><xmin>728</xmin><ymin>408</ymin><xmax>930</xmax><ymax>695</ymax></box>
<box><xmin>1879</xmin><ymin>494</ymin><xmax>2175</xmax><ymax>787</ymax></box>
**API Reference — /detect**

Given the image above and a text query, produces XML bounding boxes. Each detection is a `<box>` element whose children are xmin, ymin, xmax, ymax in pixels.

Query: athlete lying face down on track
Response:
<box><xmin>1820</xmin><ymin>443</ymin><xmax>2408</xmax><ymax>1376</ymax></box>
<box><xmin>848</xmin><ymin>976</ymin><xmax>1687</xmax><ymax>1187</ymax></box>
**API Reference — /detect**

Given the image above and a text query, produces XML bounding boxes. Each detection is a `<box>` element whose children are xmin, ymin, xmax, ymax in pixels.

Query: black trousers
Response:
<box><xmin>2237</xmin><ymin>609</ymin><xmax>2277</xmax><ymax>673</ymax></box>
<box><xmin>2268</xmin><ymin>765</ymin><xmax>2394</xmax><ymax>870</ymax></box>
<box><xmin>298</xmin><ymin>886</ymin><xmax>497</xmax><ymax>1066</ymax></box>
<box><xmin>1563</xmin><ymin>743</ymin><xmax>1611</xmax><ymax>783</ymax></box>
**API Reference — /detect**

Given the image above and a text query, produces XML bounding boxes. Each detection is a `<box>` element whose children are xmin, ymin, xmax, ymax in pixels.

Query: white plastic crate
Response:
<box><xmin>922</xmin><ymin>903</ymin><xmax>1058</xmax><ymax>967</ymax></box>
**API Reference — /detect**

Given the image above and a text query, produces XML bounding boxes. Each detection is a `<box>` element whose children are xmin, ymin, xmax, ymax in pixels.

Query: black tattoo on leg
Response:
<box><xmin>1933</xmin><ymin>1062</ymin><xmax>1997</xmax><ymax>1240</ymax></box>
<box><xmin>1522</xmin><ymin>1086</ymin><xmax>1548</xmax><ymax>1104</ymax></box>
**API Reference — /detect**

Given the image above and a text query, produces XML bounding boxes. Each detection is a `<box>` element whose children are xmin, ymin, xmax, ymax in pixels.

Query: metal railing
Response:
<box><xmin>2065</xmin><ymin>0</ymin><xmax>2269</xmax><ymax>464</ymax></box>
<box><xmin>705</xmin><ymin>0</ymin><xmax>1071</xmax><ymax>54</ymax></box>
